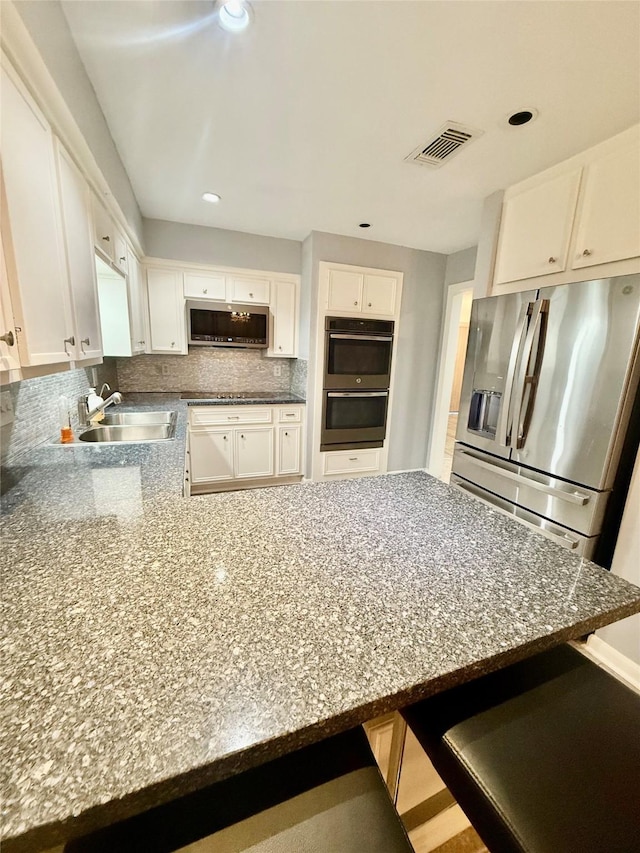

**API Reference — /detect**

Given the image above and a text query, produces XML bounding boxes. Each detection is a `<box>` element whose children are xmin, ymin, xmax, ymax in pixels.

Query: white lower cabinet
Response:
<box><xmin>187</xmin><ymin>404</ymin><xmax>305</xmax><ymax>493</ymax></box>
<box><xmin>277</xmin><ymin>425</ymin><xmax>301</xmax><ymax>475</ymax></box>
<box><xmin>189</xmin><ymin>430</ymin><xmax>234</xmax><ymax>483</ymax></box>
<box><xmin>235</xmin><ymin>427</ymin><xmax>274</xmax><ymax>478</ymax></box>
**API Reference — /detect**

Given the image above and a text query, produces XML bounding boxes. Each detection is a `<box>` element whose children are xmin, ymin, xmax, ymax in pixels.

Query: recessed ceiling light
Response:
<box><xmin>202</xmin><ymin>192</ymin><xmax>221</xmax><ymax>203</ymax></box>
<box><xmin>217</xmin><ymin>0</ymin><xmax>251</xmax><ymax>32</ymax></box>
<box><xmin>359</xmin><ymin>223</ymin><xmax>371</xmax><ymax>229</ymax></box>
<box><xmin>506</xmin><ymin>108</ymin><xmax>538</xmax><ymax>127</ymax></box>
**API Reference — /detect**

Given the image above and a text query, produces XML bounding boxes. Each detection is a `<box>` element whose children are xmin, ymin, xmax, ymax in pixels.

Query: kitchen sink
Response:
<box><xmin>78</xmin><ymin>411</ymin><xmax>177</xmax><ymax>443</ymax></box>
<box><xmin>100</xmin><ymin>411</ymin><xmax>175</xmax><ymax>426</ymax></box>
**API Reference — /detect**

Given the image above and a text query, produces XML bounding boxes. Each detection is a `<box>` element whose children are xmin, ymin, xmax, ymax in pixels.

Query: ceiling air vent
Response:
<box><xmin>405</xmin><ymin>121</ymin><xmax>484</xmax><ymax>168</ymax></box>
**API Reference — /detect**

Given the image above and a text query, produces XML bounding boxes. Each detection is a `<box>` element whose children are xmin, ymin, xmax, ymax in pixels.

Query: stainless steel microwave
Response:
<box><xmin>187</xmin><ymin>301</ymin><xmax>269</xmax><ymax>348</ymax></box>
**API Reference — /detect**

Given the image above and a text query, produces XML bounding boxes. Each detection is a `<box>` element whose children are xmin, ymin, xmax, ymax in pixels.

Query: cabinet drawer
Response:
<box><xmin>230</xmin><ymin>276</ymin><xmax>270</xmax><ymax>304</ymax></box>
<box><xmin>277</xmin><ymin>407</ymin><xmax>303</xmax><ymax>423</ymax></box>
<box><xmin>323</xmin><ymin>449</ymin><xmax>381</xmax><ymax>475</ymax></box>
<box><xmin>189</xmin><ymin>406</ymin><xmax>273</xmax><ymax>427</ymax></box>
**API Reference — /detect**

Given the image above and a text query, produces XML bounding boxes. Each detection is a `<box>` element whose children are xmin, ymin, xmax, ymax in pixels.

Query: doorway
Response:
<box><xmin>427</xmin><ymin>281</ymin><xmax>474</xmax><ymax>482</ymax></box>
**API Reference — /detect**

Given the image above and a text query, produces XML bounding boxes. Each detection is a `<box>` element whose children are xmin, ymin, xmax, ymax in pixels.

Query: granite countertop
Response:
<box><xmin>180</xmin><ymin>391</ymin><xmax>306</xmax><ymax>405</ymax></box>
<box><xmin>2</xmin><ymin>392</ymin><xmax>640</xmax><ymax>851</ymax></box>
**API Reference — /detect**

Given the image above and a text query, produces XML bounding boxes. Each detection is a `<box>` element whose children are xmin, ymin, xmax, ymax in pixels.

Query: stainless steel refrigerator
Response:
<box><xmin>451</xmin><ymin>273</ymin><xmax>640</xmax><ymax>563</ymax></box>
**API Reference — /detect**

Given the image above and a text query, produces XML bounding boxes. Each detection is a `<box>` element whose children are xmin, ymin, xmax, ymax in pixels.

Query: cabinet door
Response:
<box><xmin>113</xmin><ymin>230</ymin><xmax>128</xmax><ymax>274</ymax></box>
<box><xmin>55</xmin><ymin>143</ymin><xmax>103</xmax><ymax>362</ymax></box>
<box><xmin>229</xmin><ymin>276</ymin><xmax>270</xmax><ymax>305</ymax></box>
<box><xmin>363</xmin><ymin>274</ymin><xmax>397</xmax><ymax>316</ymax></box>
<box><xmin>184</xmin><ymin>271</ymin><xmax>226</xmax><ymax>300</ymax></box>
<box><xmin>270</xmin><ymin>279</ymin><xmax>297</xmax><ymax>357</ymax></box>
<box><xmin>571</xmin><ymin>143</ymin><xmax>640</xmax><ymax>269</ymax></box>
<box><xmin>235</xmin><ymin>427</ymin><xmax>274</xmax><ymax>478</ymax></box>
<box><xmin>277</xmin><ymin>425</ymin><xmax>301</xmax><ymax>475</ymax></box>
<box><xmin>127</xmin><ymin>249</ymin><xmax>146</xmax><ymax>353</ymax></box>
<box><xmin>0</xmin><ymin>232</ymin><xmax>20</xmax><ymax>373</ymax></box>
<box><xmin>0</xmin><ymin>62</ymin><xmax>73</xmax><ymax>366</ymax></box>
<box><xmin>146</xmin><ymin>268</ymin><xmax>187</xmax><ymax>353</ymax></box>
<box><xmin>494</xmin><ymin>169</ymin><xmax>582</xmax><ymax>285</ymax></box>
<box><xmin>189</xmin><ymin>430</ymin><xmax>234</xmax><ymax>483</ymax></box>
<box><xmin>91</xmin><ymin>194</ymin><xmax>115</xmax><ymax>261</ymax></box>
<box><xmin>327</xmin><ymin>269</ymin><xmax>362</xmax><ymax>312</ymax></box>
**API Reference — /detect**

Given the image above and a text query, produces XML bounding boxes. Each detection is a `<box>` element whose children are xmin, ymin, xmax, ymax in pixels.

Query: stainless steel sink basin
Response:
<box><xmin>78</xmin><ymin>411</ymin><xmax>177</xmax><ymax>443</ymax></box>
<box><xmin>100</xmin><ymin>411</ymin><xmax>175</xmax><ymax>426</ymax></box>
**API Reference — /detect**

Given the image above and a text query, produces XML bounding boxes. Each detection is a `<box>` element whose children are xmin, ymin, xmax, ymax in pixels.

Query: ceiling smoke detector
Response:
<box><xmin>405</xmin><ymin>121</ymin><xmax>484</xmax><ymax>168</ymax></box>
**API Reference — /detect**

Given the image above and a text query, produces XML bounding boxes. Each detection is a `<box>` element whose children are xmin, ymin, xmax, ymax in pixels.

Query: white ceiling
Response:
<box><xmin>61</xmin><ymin>1</ymin><xmax>640</xmax><ymax>255</ymax></box>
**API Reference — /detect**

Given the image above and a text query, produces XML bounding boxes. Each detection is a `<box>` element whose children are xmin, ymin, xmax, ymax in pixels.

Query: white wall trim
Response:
<box><xmin>426</xmin><ymin>280</ymin><xmax>474</xmax><ymax>477</ymax></box>
<box><xmin>577</xmin><ymin>637</ymin><xmax>640</xmax><ymax>693</ymax></box>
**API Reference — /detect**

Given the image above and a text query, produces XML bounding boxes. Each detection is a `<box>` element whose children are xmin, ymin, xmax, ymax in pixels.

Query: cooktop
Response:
<box><xmin>180</xmin><ymin>391</ymin><xmax>294</xmax><ymax>400</ymax></box>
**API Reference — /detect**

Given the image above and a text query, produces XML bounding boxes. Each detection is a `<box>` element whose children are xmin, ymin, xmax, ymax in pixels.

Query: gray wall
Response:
<box><xmin>143</xmin><ymin>219</ymin><xmax>302</xmax><ymax>274</ymax></box>
<box><xmin>445</xmin><ymin>246</ymin><xmax>477</xmax><ymax>287</ymax></box>
<box><xmin>305</xmin><ymin>232</ymin><xmax>447</xmax><ymax>474</ymax></box>
<box><xmin>14</xmin><ymin>0</ymin><xmax>144</xmax><ymax>246</ymax></box>
<box><xmin>473</xmin><ymin>190</ymin><xmax>504</xmax><ymax>298</ymax></box>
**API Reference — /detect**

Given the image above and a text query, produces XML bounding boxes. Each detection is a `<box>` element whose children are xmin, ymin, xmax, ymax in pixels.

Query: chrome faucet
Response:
<box><xmin>78</xmin><ymin>390</ymin><xmax>123</xmax><ymax>427</ymax></box>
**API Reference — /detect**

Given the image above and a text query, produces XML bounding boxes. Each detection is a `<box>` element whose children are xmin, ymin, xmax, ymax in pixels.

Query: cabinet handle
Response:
<box><xmin>63</xmin><ymin>335</ymin><xmax>75</xmax><ymax>356</ymax></box>
<box><xmin>582</xmin><ymin>248</ymin><xmax>592</xmax><ymax>257</ymax></box>
<box><xmin>240</xmin><ymin>434</ymin><xmax>245</xmax><ymax>439</ymax></box>
<box><xmin>249</xmin><ymin>292</ymin><xmax>254</xmax><ymax>298</ymax></box>
<box><xmin>353</xmin><ymin>301</ymin><xmax>358</xmax><ymax>306</ymax></box>
<box><xmin>120</xmin><ymin>256</ymin><xmax>126</xmax><ymax>263</ymax></box>
<box><xmin>284</xmin><ymin>431</ymin><xmax>288</xmax><ymax>436</ymax></box>
<box><xmin>223</xmin><ymin>435</ymin><xmax>228</xmax><ymax>440</ymax></box>
<box><xmin>227</xmin><ymin>415</ymin><xmax>240</xmax><ymax>420</ymax></box>
<box><xmin>80</xmin><ymin>337</ymin><xmax>90</xmax><ymax>351</ymax></box>
<box><xmin>285</xmin><ymin>413</ymin><xmax>295</xmax><ymax>417</ymax></box>
<box><xmin>548</xmin><ymin>256</ymin><xmax>556</xmax><ymax>264</ymax></box>
<box><xmin>138</xmin><ymin>340</ymin><xmax>145</xmax><ymax>345</ymax></box>
<box><xmin>367</xmin><ymin>302</ymin><xmax>372</xmax><ymax>307</ymax></box>
<box><xmin>349</xmin><ymin>457</ymin><xmax>358</xmax><ymax>461</ymax></box>
<box><xmin>101</xmin><ymin>235</ymin><xmax>110</xmax><ymax>242</ymax></box>
<box><xmin>203</xmin><ymin>288</ymin><xmax>208</xmax><ymax>294</ymax></box>
<box><xmin>278</xmin><ymin>345</ymin><xmax>282</xmax><ymax>350</ymax></box>
<box><xmin>171</xmin><ymin>341</ymin><xmax>175</xmax><ymax>347</ymax></box>
<box><xmin>0</xmin><ymin>331</ymin><xmax>15</xmax><ymax>347</ymax></box>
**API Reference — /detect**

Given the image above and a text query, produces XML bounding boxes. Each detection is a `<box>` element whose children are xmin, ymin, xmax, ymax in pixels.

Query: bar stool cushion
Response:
<box><xmin>65</xmin><ymin>727</ymin><xmax>412</xmax><ymax>853</ymax></box>
<box><xmin>402</xmin><ymin>643</ymin><xmax>640</xmax><ymax>853</ymax></box>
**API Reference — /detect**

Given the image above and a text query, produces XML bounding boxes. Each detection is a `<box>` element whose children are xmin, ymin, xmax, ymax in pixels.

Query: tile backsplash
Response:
<box><xmin>1</xmin><ymin>360</ymin><xmax>117</xmax><ymax>464</ymax></box>
<box><xmin>115</xmin><ymin>349</ymin><xmax>293</xmax><ymax>393</ymax></box>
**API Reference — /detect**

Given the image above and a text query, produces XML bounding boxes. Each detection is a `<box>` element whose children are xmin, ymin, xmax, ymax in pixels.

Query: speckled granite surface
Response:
<box><xmin>181</xmin><ymin>391</ymin><xmax>305</xmax><ymax>405</ymax></box>
<box><xmin>2</xmin><ymin>393</ymin><xmax>640</xmax><ymax>852</ymax></box>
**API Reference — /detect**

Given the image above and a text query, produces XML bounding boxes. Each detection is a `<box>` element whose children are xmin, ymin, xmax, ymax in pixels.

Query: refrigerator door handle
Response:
<box><xmin>510</xmin><ymin>298</ymin><xmax>548</xmax><ymax>449</ymax></box>
<box><xmin>457</xmin><ymin>449</ymin><xmax>591</xmax><ymax>505</ymax></box>
<box><xmin>496</xmin><ymin>302</ymin><xmax>531</xmax><ymax>447</ymax></box>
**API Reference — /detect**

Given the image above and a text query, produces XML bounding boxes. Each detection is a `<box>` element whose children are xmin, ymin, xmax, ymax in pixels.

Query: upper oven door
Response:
<box><xmin>324</xmin><ymin>327</ymin><xmax>394</xmax><ymax>389</ymax></box>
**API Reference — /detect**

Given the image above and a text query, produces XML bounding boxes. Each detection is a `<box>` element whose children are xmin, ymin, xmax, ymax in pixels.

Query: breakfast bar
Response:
<box><xmin>2</xmin><ymin>397</ymin><xmax>640</xmax><ymax>852</ymax></box>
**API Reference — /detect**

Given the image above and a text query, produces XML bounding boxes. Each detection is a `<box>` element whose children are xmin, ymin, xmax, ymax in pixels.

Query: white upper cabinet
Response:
<box><xmin>0</xmin><ymin>60</ymin><xmax>74</xmax><ymax>366</ymax></box>
<box><xmin>127</xmin><ymin>248</ymin><xmax>147</xmax><ymax>353</ymax></box>
<box><xmin>229</xmin><ymin>275</ymin><xmax>271</xmax><ymax>305</ymax></box>
<box><xmin>184</xmin><ymin>271</ymin><xmax>226</xmax><ymax>301</ymax></box>
<box><xmin>0</xmin><ymin>232</ymin><xmax>20</xmax><ymax>375</ymax></box>
<box><xmin>493</xmin><ymin>125</ymin><xmax>640</xmax><ymax>292</ymax></box>
<box><xmin>571</xmin><ymin>141</ymin><xmax>640</xmax><ymax>269</ymax></box>
<box><xmin>363</xmin><ymin>273</ymin><xmax>398</xmax><ymax>316</ymax></box>
<box><xmin>268</xmin><ymin>278</ymin><xmax>298</xmax><ymax>357</ymax></box>
<box><xmin>493</xmin><ymin>170</ymin><xmax>582</xmax><ymax>285</ymax></box>
<box><xmin>55</xmin><ymin>142</ymin><xmax>103</xmax><ymax>362</ymax></box>
<box><xmin>327</xmin><ymin>269</ymin><xmax>362</xmax><ymax>312</ymax></box>
<box><xmin>327</xmin><ymin>268</ymin><xmax>399</xmax><ymax>317</ymax></box>
<box><xmin>146</xmin><ymin>267</ymin><xmax>187</xmax><ymax>354</ymax></box>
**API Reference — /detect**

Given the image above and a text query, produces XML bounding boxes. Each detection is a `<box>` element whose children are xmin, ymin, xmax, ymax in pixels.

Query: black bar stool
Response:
<box><xmin>402</xmin><ymin>643</ymin><xmax>640</xmax><ymax>853</ymax></box>
<box><xmin>64</xmin><ymin>727</ymin><xmax>412</xmax><ymax>852</ymax></box>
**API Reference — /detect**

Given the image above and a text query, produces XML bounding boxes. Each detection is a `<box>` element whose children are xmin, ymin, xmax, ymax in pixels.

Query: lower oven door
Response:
<box><xmin>321</xmin><ymin>391</ymin><xmax>389</xmax><ymax>450</ymax></box>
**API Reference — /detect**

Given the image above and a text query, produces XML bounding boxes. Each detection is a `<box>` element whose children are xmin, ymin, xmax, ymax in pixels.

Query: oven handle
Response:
<box><xmin>329</xmin><ymin>334</ymin><xmax>393</xmax><ymax>342</ymax></box>
<box><xmin>327</xmin><ymin>392</ymin><xmax>389</xmax><ymax>397</ymax></box>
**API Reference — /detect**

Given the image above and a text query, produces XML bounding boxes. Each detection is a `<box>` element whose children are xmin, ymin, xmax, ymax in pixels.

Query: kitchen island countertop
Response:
<box><xmin>2</xmin><ymin>393</ymin><xmax>640</xmax><ymax>852</ymax></box>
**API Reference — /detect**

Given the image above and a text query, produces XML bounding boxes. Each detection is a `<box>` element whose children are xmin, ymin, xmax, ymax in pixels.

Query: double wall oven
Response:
<box><xmin>321</xmin><ymin>317</ymin><xmax>394</xmax><ymax>451</ymax></box>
